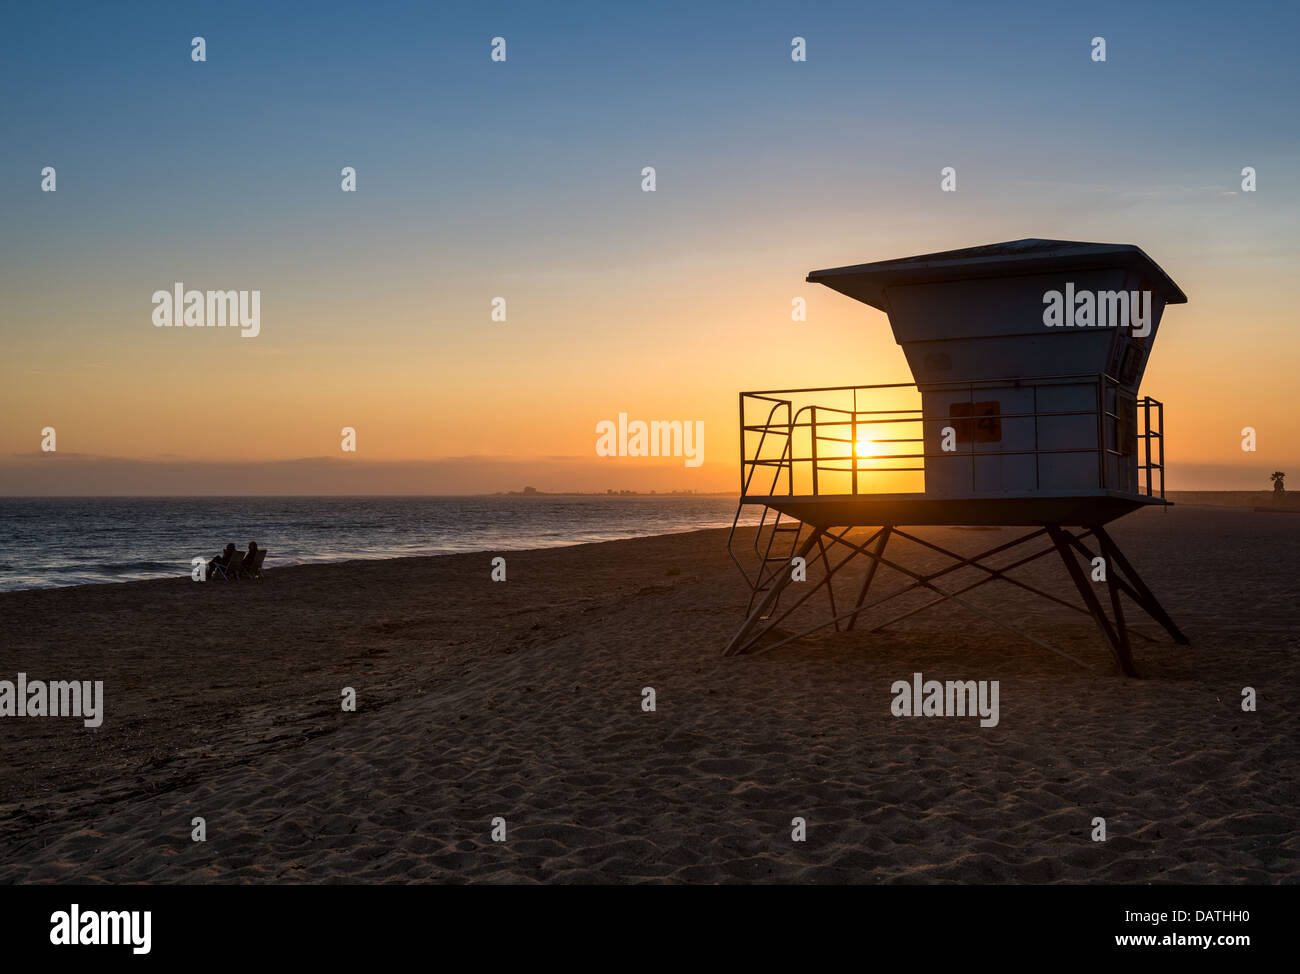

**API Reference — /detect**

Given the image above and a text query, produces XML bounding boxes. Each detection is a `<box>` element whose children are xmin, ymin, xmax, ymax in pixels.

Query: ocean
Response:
<box><xmin>0</xmin><ymin>496</ymin><xmax>756</xmax><ymax>592</ymax></box>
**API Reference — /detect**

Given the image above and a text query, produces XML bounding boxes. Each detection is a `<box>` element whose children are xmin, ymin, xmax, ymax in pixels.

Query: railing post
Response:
<box><xmin>1144</xmin><ymin>398</ymin><xmax>1153</xmax><ymax>497</ymax></box>
<box><xmin>810</xmin><ymin>406</ymin><xmax>819</xmax><ymax>496</ymax></box>
<box><xmin>1032</xmin><ymin>385</ymin><xmax>1040</xmax><ymax>491</ymax></box>
<box><xmin>1157</xmin><ymin>399</ymin><xmax>1165</xmax><ymax>500</ymax></box>
<box><xmin>969</xmin><ymin>381</ymin><xmax>976</xmax><ymax>493</ymax></box>
<box><xmin>852</xmin><ymin>411</ymin><xmax>859</xmax><ymax>496</ymax></box>
<box><xmin>738</xmin><ymin>393</ymin><xmax>745</xmax><ymax>497</ymax></box>
<box><xmin>1095</xmin><ymin>375</ymin><xmax>1106</xmax><ymax>489</ymax></box>
<box><xmin>784</xmin><ymin>401</ymin><xmax>793</xmax><ymax>495</ymax></box>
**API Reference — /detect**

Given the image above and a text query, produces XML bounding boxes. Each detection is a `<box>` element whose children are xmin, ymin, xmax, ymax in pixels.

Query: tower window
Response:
<box><xmin>950</xmin><ymin>401</ymin><xmax>1001</xmax><ymax>443</ymax></box>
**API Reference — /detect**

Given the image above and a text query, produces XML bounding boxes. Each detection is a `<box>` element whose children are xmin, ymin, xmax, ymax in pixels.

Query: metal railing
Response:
<box><xmin>738</xmin><ymin>373</ymin><xmax>1165</xmax><ymax>502</ymax></box>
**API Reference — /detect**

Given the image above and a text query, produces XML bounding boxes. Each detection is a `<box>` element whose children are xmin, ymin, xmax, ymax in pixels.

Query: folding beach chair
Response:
<box><xmin>242</xmin><ymin>548</ymin><xmax>267</xmax><ymax>581</ymax></box>
<box><xmin>211</xmin><ymin>550</ymin><xmax>244</xmax><ymax>581</ymax></box>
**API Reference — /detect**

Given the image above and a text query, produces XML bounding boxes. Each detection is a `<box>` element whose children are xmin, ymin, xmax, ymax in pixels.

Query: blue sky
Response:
<box><xmin>6</xmin><ymin>0</ymin><xmax>1296</xmax><ymax>272</ymax></box>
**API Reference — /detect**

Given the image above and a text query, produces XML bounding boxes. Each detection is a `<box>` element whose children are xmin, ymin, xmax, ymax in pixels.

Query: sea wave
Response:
<box><xmin>0</xmin><ymin>496</ymin><xmax>751</xmax><ymax>591</ymax></box>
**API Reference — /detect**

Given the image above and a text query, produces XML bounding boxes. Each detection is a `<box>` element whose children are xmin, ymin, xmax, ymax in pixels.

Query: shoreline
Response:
<box><xmin>0</xmin><ymin>496</ymin><xmax>759</xmax><ymax>595</ymax></box>
<box><xmin>1</xmin><ymin>490</ymin><xmax>1289</xmax><ymax>595</ymax></box>
<box><xmin>1</xmin><ymin>527</ymin><xmax>736</xmax><ymax>595</ymax></box>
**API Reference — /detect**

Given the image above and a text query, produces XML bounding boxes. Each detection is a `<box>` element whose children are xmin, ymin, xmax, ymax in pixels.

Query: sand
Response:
<box><xmin>1</xmin><ymin>504</ymin><xmax>1297</xmax><ymax>884</ymax></box>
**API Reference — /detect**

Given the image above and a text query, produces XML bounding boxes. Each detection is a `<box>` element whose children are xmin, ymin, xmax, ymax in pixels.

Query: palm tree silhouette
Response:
<box><xmin>1270</xmin><ymin>471</ymin><xmax>1286</xmax><ymax>495</ymax></box>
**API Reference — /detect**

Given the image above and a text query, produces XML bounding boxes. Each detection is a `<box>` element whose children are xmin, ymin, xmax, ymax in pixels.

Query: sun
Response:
<box><xmin>856</xmin><ymin>433</ymin><xmax>877</xmax><ymax>457</ymax></box>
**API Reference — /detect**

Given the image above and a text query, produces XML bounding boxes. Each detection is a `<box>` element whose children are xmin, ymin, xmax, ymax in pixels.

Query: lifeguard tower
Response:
<box><xmin>725</xmin><ymin>239</ymin><xmax>1189</xmax><ymax>675</ymax></box>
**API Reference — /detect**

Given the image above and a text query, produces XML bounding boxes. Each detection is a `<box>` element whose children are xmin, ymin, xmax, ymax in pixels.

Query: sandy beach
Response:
<box><xmin>1</xmin><ymin>503</ymin><xmax>1296</xmax><ymax>884</ymax></box>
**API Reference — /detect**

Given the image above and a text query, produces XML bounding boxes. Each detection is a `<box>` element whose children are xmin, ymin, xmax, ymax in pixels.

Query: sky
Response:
<box><xmin>2</xmin><ymin>0</ymin><xmax>1297</xmax><ymax>494</ymax></box>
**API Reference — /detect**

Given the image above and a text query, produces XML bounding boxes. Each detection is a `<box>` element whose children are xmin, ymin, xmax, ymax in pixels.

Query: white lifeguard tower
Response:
<box><xmin>726</xmin><ymin>239</ymin><xmax>1189</xmax><ymax>676</ymax></box>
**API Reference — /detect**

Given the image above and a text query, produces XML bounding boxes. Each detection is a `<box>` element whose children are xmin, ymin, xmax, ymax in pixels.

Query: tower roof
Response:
<box><xmin>806</xmin><ymin>238</ymin><xmax>1188</xmax><ymax>311</ymax></box>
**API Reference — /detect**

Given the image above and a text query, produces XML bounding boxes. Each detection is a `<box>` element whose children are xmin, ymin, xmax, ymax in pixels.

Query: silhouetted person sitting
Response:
<box><xmin>208</xmin><ymin>543</ymin><xmax>236</xmax><ymax>576</ymax></box>
<box><xmin>242</xmin><ymin>541</ymin><xmax>260</xmax><ymax>577</ymax></box>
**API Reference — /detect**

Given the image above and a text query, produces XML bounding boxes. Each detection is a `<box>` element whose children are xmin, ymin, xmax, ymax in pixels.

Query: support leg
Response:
<box><xmin>724</xmin><ymin>528</ymin><xmax>824</xmax><ymax>657</ymax></box>
<box><xmin>1094</xmin><ymin>525</ymin><xmax>1189</xmax><ymax>645</ymax></box>
<box><xmin>1048</xmin><ymin>526</ymin><xmax>1140</xmax><ymax>677</ymax></box>
<box><xmin>815</xmin><ymin>532</ymin><xmax>841</xmax><ymax>632</ymax></box>
<box><xmin>1103</xmin><ymin>550</ymin><xmax>1135</xmax><ymax>676</ymax></box>
<box><xmin>845</xmin><ymin>527</ymin><xmax>891</xmax><ymax>631</ymax></box>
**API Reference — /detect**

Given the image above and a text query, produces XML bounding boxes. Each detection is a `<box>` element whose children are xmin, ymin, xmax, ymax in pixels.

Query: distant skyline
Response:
<box><xmin>0</xmin><ymin>454</ymin><xmax>1281</xmax><ymax>496</ymax></box>
<box><xmin>4</xmin><ymin>1</ymin><xmax>1298</xmax><ymax>494</ymax></box>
